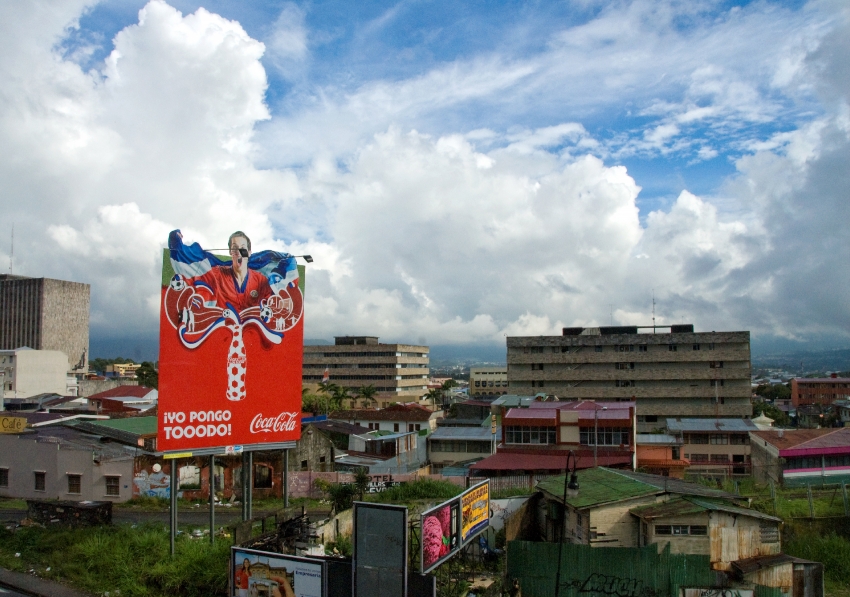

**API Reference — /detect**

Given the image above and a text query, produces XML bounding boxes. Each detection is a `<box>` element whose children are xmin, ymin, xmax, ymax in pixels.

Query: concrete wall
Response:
<box><xmin>3</xmin><ymin>349</ymin><xmax>69</xmax><ymax>398</ymax></box>
<box><xmin>0</xmin><ymin>434</ymin><xmax>134</xmax><ymax>501</ymax></box>
<box><xmin>41</xmin><ymin>279</ymin><xmax>90</xmax><ymax>371</ymax></box>
<box><xmin>78</xmin><ymin>378</ymin><xmax>139</xmax><ymax>397</ymax></box>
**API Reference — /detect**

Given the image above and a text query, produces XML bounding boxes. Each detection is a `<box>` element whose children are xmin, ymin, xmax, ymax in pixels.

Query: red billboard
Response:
<box><xmin>157</xmin><ymin>230</ymin><xmax>304</xmax><ymax>452</ymax></box>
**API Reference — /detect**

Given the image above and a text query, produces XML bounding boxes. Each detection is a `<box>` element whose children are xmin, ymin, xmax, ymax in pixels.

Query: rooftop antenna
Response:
<box><xmin>651</xmin><ymin>290</ymin><xmax>656</xmax><ymax>333</ymax></box>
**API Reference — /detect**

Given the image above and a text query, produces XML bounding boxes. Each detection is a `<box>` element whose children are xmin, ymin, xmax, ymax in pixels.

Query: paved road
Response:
<box><xmin>0</xmin><ymin>584</ymin><xmax>29</xmax><ymax>597</ymax></box>
<box><xmin>1</xmin><ymin>507</ymin><xmax>327</xmax><ymax>527</ymax></box>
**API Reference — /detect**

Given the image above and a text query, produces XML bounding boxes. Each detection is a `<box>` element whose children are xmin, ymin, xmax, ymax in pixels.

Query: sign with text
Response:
<box><xmin>0</xmin><ymin>415</ymin><xmax>26</xmax><ymax>434</ymax></box>
<box><xmin>158</xmin><ymin>230</ymin><xmax>304</xmax><ymax>452</ymax></box>
<box><xmin>231</xmin><ymin>547</ymin><xmax>324</xmax><ymax>597</ymax></box>
<box><xmin>461</xmin><ymin>480</ymin><xmax>490</xmax><ymax>544</ymax></box>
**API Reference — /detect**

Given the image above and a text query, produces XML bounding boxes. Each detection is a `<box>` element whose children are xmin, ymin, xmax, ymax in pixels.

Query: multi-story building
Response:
<box><xmin>0</xmin><ymin>275</ymin><xmax>90</xmax><ymax>372</ymax></box>
<box><xmin>749</xmin><ymin>427</ymin><xmax>850</xmax><ymax>487</ymax></box>
<box><xmin>469</xmin><ymin>367</ymin><xmax>508</xmax><ymax>396</ymax></box>
<box><xmin>666</xmin><ymin>418</ymin><xmax>757</xmax><ymax>480</ymax></box>
<box><xmin>790</xmin><ymin>375</ymin><xmax>850</xmax><ymax>407</ymax></box>
<box><xmin>303</xmin><ymin>336</ymin><xmax>429</xmax><ymax>405</ymax></box>
<box><xmin>1</xmin><ymin>348</ymin><xmax>74</xmax><ymax>398</ymax></box>
<box><xmin>507</xmin><ymin>325</ymin><xmax>751</xmax><ymax>432</ymax></box>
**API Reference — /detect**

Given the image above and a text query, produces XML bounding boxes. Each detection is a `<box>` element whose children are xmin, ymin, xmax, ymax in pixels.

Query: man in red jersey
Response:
<box><xmin>192</xmin><ymin>231</ymin><xmax>272</xmax><ymax>312</ymax></box>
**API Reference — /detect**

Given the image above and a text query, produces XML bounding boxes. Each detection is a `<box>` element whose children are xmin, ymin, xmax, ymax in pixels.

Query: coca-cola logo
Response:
<box><xmin>250</xmin><ymin>411</ymin><xmax>298</xmax><ymax>433</ymax></box>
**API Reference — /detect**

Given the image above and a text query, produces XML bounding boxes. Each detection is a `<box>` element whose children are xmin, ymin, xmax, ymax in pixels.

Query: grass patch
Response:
<box><xmin>370</xmin><ymin>479</ymin><xmax>463</xmax><ymax>503</ymax></box>
<box><xmin>0</xmin><ymin>524</ymin><xmax>229</xmax><ymax>597</ymax></box>
<box><xmin>0</xmin><ymin>497</ymin><xmax>28</xmax><ymax>510</ymax></box>
<box><xmin>784</xmin><ymin>530</ymin><xmax>850</xmax><ymax>594</ymax></box>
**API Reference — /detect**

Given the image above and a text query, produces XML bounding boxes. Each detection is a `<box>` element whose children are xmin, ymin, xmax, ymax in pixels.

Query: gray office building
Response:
<box><xmin>0</xmin><ymin>275</ymin><xmax>90</xmax><ymax>371</ymax></box>
<box><xmin>507</xmin><ymin>324</ymin><xmax>751</xmax><ymax>432</ymax></box>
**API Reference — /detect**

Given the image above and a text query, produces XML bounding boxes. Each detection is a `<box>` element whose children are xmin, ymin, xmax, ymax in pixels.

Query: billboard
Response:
<box><xmin>232</xmin><ymin>547</ymin><xmax>324</xmax><ymax>597</ymax></box>
<box><xmin>158</xmin><ymin>230</ymin><xmax>304</xmax><ymax>452</ymax></box>
<box><xmin>420</xmin><ymin>496</ymin><xmax>461</xmax><ymax>574</ymax></box>
<box><xmin>353</xmin><ymin>502</ymin><xmax>407</xmax><ymax>597</ymax></box>
<box><xmin>461</xmin><ymin>480</ymin><xmax>490</xmax><ymax>544</ymax></box>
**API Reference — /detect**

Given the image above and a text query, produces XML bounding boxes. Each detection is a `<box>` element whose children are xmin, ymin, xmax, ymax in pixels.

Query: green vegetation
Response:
<box><xmin>0</xmin><ymin>524</ymin><xmax>229</xmax><ymax>597</ymax></box>
<box><xmin>752</xmin><ymin>400</ymin><xmax>791</xmax><ymax>427</ymax></box>
<box><xmin>89</xmin><ymin>356</ymin><xmax>135</xmax><ymax>375</ymax></box>
<box><xmin>136</xmin><ymin>361</ymin><xmax>158</xmax><ymax>389</ymax></box>
<box><xmin>784</xmin><ymin>530</ymin><xmax>850</xmax><ymax>589</ymax></box>
<box><xmin>0</xmin><ymin>497</ymin><xmax>28</xmax><ymax>510</ymax></box>
<box><xmin>372</xmin><ymin>478</ymin><xmax>463</xmax><ymax>503</ymax></box>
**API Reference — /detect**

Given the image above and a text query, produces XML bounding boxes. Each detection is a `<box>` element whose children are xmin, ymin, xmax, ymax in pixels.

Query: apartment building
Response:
<box><xmin>507</xmin><ymin>325</ymin><xmax>751</xmax><ymax>432</ymax></box>
<box><xmin>469</xmin><ymin>366</ymin><xmax>508</xmax><ymax>396</ymax></box>
<box><xmin>0</xmin><ymin>275</ymin><xmax>90</xmax><ymax>372</ymax></box>
<box><xmin>790</xmin><ymin>375</ymin><xmax>850</xmax><ymax>407</ymax></box>
<box><xmin>666</xmin><ymin>418</ymin><xmax>757</xmax><ymax>480</ymax></box>
<box><xmin>303</xmin><ymin>336</ymin><xmax>429</xmax><ymax>404</ymax></box>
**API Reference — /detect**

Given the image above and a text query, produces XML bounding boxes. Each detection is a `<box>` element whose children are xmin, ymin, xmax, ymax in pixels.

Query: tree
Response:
<box><xmin>754</xmin><ymin>383</ymin><xmax>791</xmax><ymax>402</ymax></box>
<box><xmin>753</xmin><ymin>401</ymin><xmax>791</xmax><ymax>427</ymax></box>
<box><xmin>356</xmin><ymin>385</ymin><xmax>377</xmax><ymax>408</ymax></box>
<box><xmin>330</xmin><ymin>385</ymin><xmax>350</xmax><ymax>412</ymax></box>
<box><xmin>353</xmin><ymin>467</ymin><xmax>370</xmax><ymax>501</ymax></box>
<box><xmin>136</xmin><ymin>362</ymin><xmax>158</xmax><ymax>389</ymax></box>
<box><xmin>424</xmin><ymin>388</ymin><xmax>442</xmax><ymax>410</ymax></box>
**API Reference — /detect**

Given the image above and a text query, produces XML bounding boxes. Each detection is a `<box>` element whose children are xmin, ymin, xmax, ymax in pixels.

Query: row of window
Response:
<box><xmin>685</xmin><ymin>434</ymin><xmax>749</xmax><ymax>445</ymax></box>
<box><xmin>0</xmin><ymin>469</ymin><xmax>119</xmax><ymax>496</ymax></box>
<box><xmin>505</xmin><ymin>426</ymin><xmax>557</xmax><ymax>445</ymax></box>
<box><xmin>430</xmin><ymin>440</ymin><xmax>492</xmax><ymax>453</ymax></box>
<box><xmin>686</xmin><ymin>454</ymin><xmax>748</xmax><ymax>463</ymax></box>
<box><xmin>313</xmin><ymin>351</ymin><xmax>428</xmax><ymax>358</ymax></box>
<box><xmin>655</xmin><ymin>525</ymin><xmax>707</xmax><ymax>536</ymax></box>
<box><xmin>366</xmin><ymin>423</ymin><xmax>422</xmax><ymax>433</ymax></box>
<box><xmin>579</xmin><ymin>427</ymin><xmax>632</xmax><ymax>446</ymax></box>
<box><xmin>785</xmin><ymin>454</ymin><xmax>850</xmax><ymax>470</ymax></box>
<box><xmin>304</xmin><ymin>363</ymin><xmax>427</xmax><ymax>369</ymax></box>
<box><xmin>474</xmin><ymin>380</ymin><xmax>508</xmax><ymax>387</ymax></box>
<box><xmin>526</xmin><ymin>343</ymin><xmax>719</xmax><ymax>354</ymax></box>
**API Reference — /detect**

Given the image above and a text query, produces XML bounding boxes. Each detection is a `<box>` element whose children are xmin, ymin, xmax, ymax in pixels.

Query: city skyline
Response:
<box><xmin>1</xmin><ymin>0</ymin><xmax>848</xmax><ymax>357</ymax></box>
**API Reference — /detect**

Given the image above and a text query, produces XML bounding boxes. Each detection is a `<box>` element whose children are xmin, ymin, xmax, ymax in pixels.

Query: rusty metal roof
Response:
<box><xmin>732</xmin><ymin>553</ymin><xmax>819</xmax><ymax>575</ymax></box>
<box><xmin>630</xmin><ymin>496</ymin><xmax>781</xmax><ymax>523</ymax></box>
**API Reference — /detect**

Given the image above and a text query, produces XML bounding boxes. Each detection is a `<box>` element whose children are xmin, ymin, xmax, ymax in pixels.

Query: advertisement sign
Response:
<box><xmin>420</xmin><ymin>496</ymin><xmax>461</xmax><ymax>573</ymax></box>
<box><xmin>353</xmin><ymin>502</ymin><xmax>407</xmax><ymax>597</ymax></box>
<box><xmin>232</xmin><ymin>547</ymin><xmax>324</xmax><ymax>597</ymax></box>
<box><xmin>158</xmin><ymin>230</ymin><xmax>305</xmax><ymax>452</ymax></box>
<box><xmin>461</xmin><ymin>480</ymin><xmax>490</xmax><ymax>544</ymax></box>
<box><xmin>0</xmin><ymin>415</ymin><xmax>26</xmax><ymax>433</ymax></box>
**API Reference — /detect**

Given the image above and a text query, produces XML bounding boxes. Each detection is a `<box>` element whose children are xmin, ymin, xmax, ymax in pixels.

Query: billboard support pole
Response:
<box><xmin>209</xmin><ymin>454</ymin><xmax>215</xmax><ymax>545</ymax></box>
<box><xmin>247</xmin><ymin>451</ymin><xmax>253</xmax><ymax>521</ymax></box>
<box><xmin>170</xmin><ymin>460</ymin><xmax>178</xmax><ymax>556</ymax></box>
<box><xmin>283</xmin><ymin>449</ymin><xmax>290</xmax><ymax>508</ymax></box>
<box><xmin>241</xmin><ymin>452</ymin><xmax>249</xmax><ymax>521</ymax></box>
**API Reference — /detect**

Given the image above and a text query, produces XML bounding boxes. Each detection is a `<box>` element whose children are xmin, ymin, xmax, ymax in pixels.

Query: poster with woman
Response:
<box><xmin>158</xmin><ymin>230</ymin><xmax>305</xmax><ymax>452</ymax></box>
<box><xmin>231</xmin><ymin>548</ymin><xmax>324</xmax><ymax>597</ymax></box>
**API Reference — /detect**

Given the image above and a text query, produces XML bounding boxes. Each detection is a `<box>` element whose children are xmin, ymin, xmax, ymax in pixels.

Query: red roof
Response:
<box><xmin>88</xmin><ymin>386</ymin><xmax>155</xmax><ymax>399</ymax></box>
<box><xmin>470</xmin><ymin>451</ymin><xmax>632</xmax><ymax>472</ymax></box>
<box><xmin>750</xmin><ymin>428</ymin><xmax>842</xmax><ymax>451</ymax></box>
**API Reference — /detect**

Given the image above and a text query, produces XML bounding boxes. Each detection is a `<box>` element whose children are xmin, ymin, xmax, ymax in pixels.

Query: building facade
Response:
<box><xmin>749</xmin><ymin>428</ymin><xmax>850</xmax><ymax>487</ymax></box>
<box><xmin>303</xmin><ymin>336</ymin><xmax>429</xmax><ymax>403</ymax></box>
<box><xmin>1</xmin><ymin>348</ymin><xmax>73</xmax><ymax>398</ymax></box>
<box><xmin>790</xmin><ymin>376</ymin><xmax>850</xmax><ymax>407</ymax></box>
<box><xmin>0</xmin><ymin>275</ymin><xmax>90</xmax><ymax>372</ymax></box>
<box><xmin>507</xmin><ymin>325</ymin><xmax>751</xmax><ymax>432</ymax></box>
<box><xmin>469</xmin><ymin>367</ymin><xmax>508</xmax><ymax>396</ymax></box>
<box><xmin>666</xmin><ymin>418</ymin><xmax>757</xmax><ymax>480</ymax></box>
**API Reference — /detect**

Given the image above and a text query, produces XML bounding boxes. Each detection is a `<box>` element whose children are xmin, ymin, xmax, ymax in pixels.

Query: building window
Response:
<box><xmin>686</xmin><ymin>434</ymin><xmax>709</xmax><ymax>444</ymax></box>
<box><xmin>710</xmin><ymin>454</ymin><xmax>729</xmax><ymax>463</ymax></box>
<box><xmin>579</xmin><ymin>427</ymin><xmax>631</xmax><ymax>446</ymax></box>
<box><xmin>68</xmin><ymin>474</ymin><xmax>82</xmax><ymax>494</ymax></box>
<box><xmin>709</xmin><ymin>434</ymin><xmax>728</xmax><ymax>445</ymax></box>
<box><xmin>655</xmin><ymin>524</ymin><xmax>706</xmax><ymax>536</ymax></box>
<box><xmin>710</xmin><ymin>379</ymin><xmax>724</xmax><ymax>387</ymax></box>
<box><xmin>474</xmin><ymin>381</ymin><xmax>480</xmax><ymax>387</ymax></box>
<box><xmin>415</xmin><ymin>424</ymin><xmax>421</xmax><ymax>431</ymax></box>
<box><xmin>730</xmin><ymin>435</ymin><xmax>749</xmax><ymax>445</ymax></box>
<box><xmin>254</xmin><ymin>464</ymin><xmax>273</xmax><ymax>488</ymax></box>
<box><xmin>668</xmin><ymin>344</ymin><xmax>677</xmax><ymax>352</ymax></box>
<box><xmin>531</xmin><ymin>380</ymin><xmax>545</xmax><ymax>388</ymax></box>
<box><xmin>615</xmin><ymin>362</ymin><xmax>635</xmax><ymax>370</ymax></box>
<box><xmin>105</xmin><ymin>476</ymin><xmax>120</xmax><ymax>497</ymax></box>
<box><xmin>616</xmin><ymin>345</ymin><xmax>634</xmax><ymax>352</ymax></box>
<box><xmin>615</xmin><ymin>380</ymin><xmax>634</xmax><ymax>387</ymax></box>
<box><xmin>709</xmin><ymin>361</ymin><xmax>723</xmax><ymax>368</ymax></box>
<box><xmin>690</xmin><ymin>454</ymin><xmax>709</xmax><ymax>462</ymax></box>
<box><xmin>393</xmin><ymin>423</ymin><xmax>400</xmax><ymax>432</ymax></box>
<box><xmin>300</xmin><ymin>460</ymin><xmax>308</xmax><ymax>471</ymax></box>
<box><xmin>505</xmin><ymin>426</ymin><xmax>557</xmax><ymax>445</ymax></box>
<box><xmin>708</xmin><ymin>343</ymin><xmax>715</xmax><ymax>350</ymax></box>
<box><xmin>531</xmin><ymin>363</ymin><xmax>544</xmax><ymax>371</ymax></box>
<box><xmin>595</xmin><ymin>346</ymin><xmax>603</xmax><ymax>352</ymax></box>
<box><xmin>0</xmin><ymin>468</ymin><xmax>8</xmax><ymax>487</ymax></box>
<box><xmin>693</xmin><ymin>344</ymin><xmax>700</xmax><ymax>350</ymax></box>
<box><xmin>639</xmin><ymin>345</ymin><xmax>648</xmax><ymax>352</ymax></box>
<box><xmin>34</xmin><ymin>472</ymin><xmax>46</xmax><ymax>492</ymax></box>
<box><xmin>760</xmin><ymin>524</ymin><xmax>779</xmax><ymax>543</ymax></box>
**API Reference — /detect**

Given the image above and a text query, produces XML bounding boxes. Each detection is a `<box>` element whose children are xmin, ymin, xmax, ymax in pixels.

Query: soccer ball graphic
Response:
<box><xmin>170</xmin><ymin>274</ymin><xmax>186</xmax><ymax>291</ymax></box>
<box><xmin>260</xmin><ymin>305</ymin><xmax>273</xmax><ymax>323</ymax></box>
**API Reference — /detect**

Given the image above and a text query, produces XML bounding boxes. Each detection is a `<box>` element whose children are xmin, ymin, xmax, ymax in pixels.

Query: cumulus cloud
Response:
<box><xmin>0</xmin><ymin>0</ymin><xmax>847</xmax><ymax>358</ymax></box>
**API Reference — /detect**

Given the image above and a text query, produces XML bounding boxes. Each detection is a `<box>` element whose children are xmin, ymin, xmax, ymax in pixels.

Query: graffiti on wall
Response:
<box><xmin>132</xmin><ymin>465</ymin><xmax>183</xmax><ymax>499</ymax></box>
<box><xmin>561</xmin><ymin>573</ymin><xmax>658</xmax><ymax>597</ymax></box>
<box><xmin>366</xmin><ymin>474</ymin><xmax>403</xmax><ymax>493</ymax></box>
<box><xmin>682</xmin><ymin>590</ymin><xmax>753</xmax><ymax>597</ymax></box>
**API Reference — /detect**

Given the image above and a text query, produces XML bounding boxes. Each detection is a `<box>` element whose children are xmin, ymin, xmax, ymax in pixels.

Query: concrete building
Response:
<box><xmin>506</xmin><ymin>325</ymin><xmax>751</xmax><ymax>432</ymax></box>
<box><xmin>0</xmin><ymin>275</ymin><xmax>90</xmax><ymax>372</ymax></box>
<box><xmin>329</xmin><ymin>403</ymin><xmax>441</xmax><ymax>434</ymax></box>
<box><xmin>469</xmin><ymin>367</ymin><xmax>508</xmax><ymax>396</ymax></box>
<box><xmin>790</xmin><ymin>375</ymin><xmax>850</xmax><ymax>407</ymax></box>
<box><xmin>666</xmin><ymin>418</ymin><xmax>758</xmax><ymax>480</ymax></box>
<box><xmin>303</xmin><ymin>336</ymin><xmax>429</xmax><ymax>405</ymax></box>
<box><xmin>335</xmin><ymin>429</ymin><xmax>427</xmax><ymax>474</ymax></box>
<box><xmin>1</xmin><ymin>348</ymin><xmax>74</xmax><ymax>399</ymax></box>
<box><xmin>427</xmin><ymin>425</ymin><xmax>498</xmax><ymax>472</ymax></box>
<box><xmin>635</xmin><ymin>433</ymin><xmax>689</xmax><ymax>478</ymax></box>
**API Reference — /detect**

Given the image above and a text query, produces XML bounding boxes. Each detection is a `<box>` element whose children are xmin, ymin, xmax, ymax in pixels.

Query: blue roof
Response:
<box><xmin>666</xmin><ymin>418</ymin><xmax>758</xmax><ymax>433</ymax></box>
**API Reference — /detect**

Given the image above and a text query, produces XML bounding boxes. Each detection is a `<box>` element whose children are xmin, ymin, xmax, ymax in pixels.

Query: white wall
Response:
<box><xmin>2</xmin><ymin>349</ymin><xmax>69</xmax><ymax>398</ymax></box>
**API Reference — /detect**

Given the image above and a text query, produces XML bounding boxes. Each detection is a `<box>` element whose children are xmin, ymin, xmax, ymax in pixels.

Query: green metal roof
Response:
<box><xmin>89</xmin><ymin>416</ymin><xmax>157</xmax><ymax>435</ymax></box>
<box><xmin>537</xmin><ymin>467</ymin><xmax>660</xmax><ymax>509</ymax></box>
<box><xmin>629</xmin><ymin>496</ymin><xmax>782</xmax><ymax>523</ymax></box>
<box><xmin>687</xmin><ymin>497</ymin><xmax>781</xmax><ymax>522</ymax></box>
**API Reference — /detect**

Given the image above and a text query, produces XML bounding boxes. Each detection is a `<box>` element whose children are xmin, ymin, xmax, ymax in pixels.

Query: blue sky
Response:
<box><xmin>1</xmin><ymin>0</ymin><xmax>848</xmax><ymax>358</ymax></box>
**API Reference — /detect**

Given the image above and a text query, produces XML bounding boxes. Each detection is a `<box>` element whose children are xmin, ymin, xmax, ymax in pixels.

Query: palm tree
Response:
<box><xmin>330</xmin><ymin>385</ymin><xmax>350</xmax><ymax>412</ymax></box>
<box><xmin>440</xmin><ymin>379</ymin><xmax>457</xmax><ymax>409</ymax></box>
<box><xmin>424</xmin><ymin>388</ymin><xmax>442</xmax><ymax>410</ymax></box>
<box><xmin>357</xmin><ymin>385</ymin><xmax>378</xmax><ymax>408</ymax></box>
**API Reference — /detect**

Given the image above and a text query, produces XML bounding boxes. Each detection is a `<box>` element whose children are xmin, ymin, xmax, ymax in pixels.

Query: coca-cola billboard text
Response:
<box><xmin>157</xmin><ymin>230</ymin><xmax>304</xmax><ymax>452</ymax></box>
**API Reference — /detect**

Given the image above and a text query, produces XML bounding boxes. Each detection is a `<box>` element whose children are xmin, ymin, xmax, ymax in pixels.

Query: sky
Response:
<box><xmin>1</xmin><ymin>0</ymin><xmax>848</xmax><ymax>360</ymax></box>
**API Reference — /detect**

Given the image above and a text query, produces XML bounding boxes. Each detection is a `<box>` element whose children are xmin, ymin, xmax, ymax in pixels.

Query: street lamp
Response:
<box><xmin>555</xmin><ymin>450</ymin><xmax>579</xmax><ymax>597</ymax></box>
<box><xmin>594</xmin><ymin>405</ymin><xmax>608</xmax><ymax>468</ymax></box>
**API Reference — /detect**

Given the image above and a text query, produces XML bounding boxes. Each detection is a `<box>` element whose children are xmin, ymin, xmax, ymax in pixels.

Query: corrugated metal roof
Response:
<box><xmin>429</xmin><ymin>426</ymin><xmax>499</xmax><ymax>440</ymax></box>
<box><xmin>89</xmin><ymin>416</ymin><xmax>157</xmax><ymax>435</ymax></box>
<box><xmin>630</xmin><ymin>497</ymin><xmax>781</xmax><ymax>523</ymax></box>
<box><xmin>87</xmin><ymin>386</ymin><xmax>155</xmax><ymax>399</ymax></box>
<box><xmin>612</xmin><ymin>470</ymin><xmax>739</xmax><ymax>500</ymax></box>
<box><xmin>749</xmin><ymin>428</ymin><xmax>841</xmax><ymax>450</ymax></box>
<box><xmin>471</xmin><ymin>452</ymin><xmax>631</xmax><ymax>473</ymax></box>
<box><xmin>687</xmin><ymin>497</ymin><xmax>781</xmax><ymax>522</ymax></box>
<box><xmin>732</xmin><ymin>554</ymin><xmax>816</xmax><ymax>575</ymax></box>
<box><xmin>503</xmin><ymin>408</ymin><xmax>556</xmax><ymax>420</ymax></box>
<box><xmin>537</xmin><ymin>467</ymin><xmax>659</xmax><ymax>508</ymax></box>
<box><xmin>666</xmin><ymin>418</ymin><xmax>758</xmax><ymax>432</ymax></box>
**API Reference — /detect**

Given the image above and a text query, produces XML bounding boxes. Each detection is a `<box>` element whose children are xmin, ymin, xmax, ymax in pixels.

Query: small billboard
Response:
<box><xmin>353</xmin><ymin>502</ymin><xmax>407</xmax><ymax>597</ymax></box>
<box><xmin>158</xmin><ymin>230</ymin><xmax>304</xmax><ymax>452</ymax></box>
<box><xmin>461</xmin><ymin>479</ymin><xmax>490</xmax><ymax>544</ymax></box>
<box><xmin>231</xmin><ymin>547</ymin><xmax>324</xmax><ymax>597</ymax></box>
<box><xmin>420</xmin><ymin>496</ymin><xmax>461</xmax><ymax>574</ymax></box>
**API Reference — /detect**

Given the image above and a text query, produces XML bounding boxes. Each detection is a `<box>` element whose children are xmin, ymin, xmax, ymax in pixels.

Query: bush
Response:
<box><xmin>784</xmin><ymin>531</ymin><xmax>850</xmax><ymax>584</ymax></box>
<box><xmin>374</xmin><ymin>479</ymin><xmax>463</xmax><ymax>502</ymax></box>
